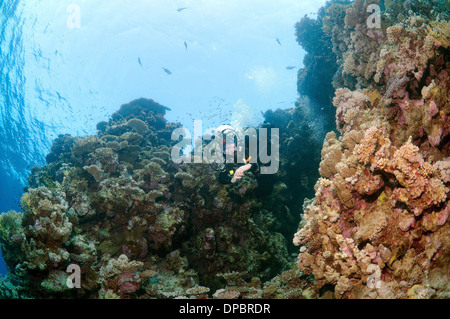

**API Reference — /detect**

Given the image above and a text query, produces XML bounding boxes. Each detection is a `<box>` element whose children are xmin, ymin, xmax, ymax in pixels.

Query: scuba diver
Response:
<box><xmin>206</xmin><ymin>123</ymin><xmax>277</xmax><ymax>198</ymax></box>
<box><xmin>209</xmin><ymin>125</ymin><xmax>260</xmax><ymax>185</ymax></box>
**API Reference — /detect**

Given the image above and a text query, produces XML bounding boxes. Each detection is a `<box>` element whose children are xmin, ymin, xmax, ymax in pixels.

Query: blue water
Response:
<box><xmin>0</xmin><ymin>0</ymin><xmax>326</xmax><ymax>275</ymax></box>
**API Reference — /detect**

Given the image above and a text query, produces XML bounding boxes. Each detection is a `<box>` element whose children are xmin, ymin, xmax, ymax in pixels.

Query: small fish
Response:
<box><xmin>162</xmin><ymin>67</ymin><xmax>172</xmax><ymax>75</ymax></box>
<box><xmin>177</xmin><ymin>7</ymin><xmax>188</xmax><ymax>12</ymax></box>
<box><xmin>387</xmin><ymin>242</ymin><xmax>408</xmax><ymax>269</ymax></box>
<box><xmin>285</xmin><ymin>66</ymin><xmax>296</xmax><ymax>70</ymax></box>
<box><xmin>184</xmin><ymin>41</ymin><xmax>188</xmax><ymax>50</ymax></box>
<box><xmin>55</xmin><ymin>91</ymin><xmax>68</xmax><ymax>102</ymax></box>
<box><xmin>138</xmin><ymin>57</ymin><xmax>143</xmax><ymax>68</ymax></box>
<box><xmin>276</xmin><ymin>38</ymin><xmax>282</xmax><ymax>46</ymax></box>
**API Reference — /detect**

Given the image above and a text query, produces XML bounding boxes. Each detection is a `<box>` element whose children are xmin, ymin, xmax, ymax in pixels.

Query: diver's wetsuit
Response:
<box><xmin>217</xmin><ymin>131</ymin><xmax>261</xmax><ymax>184</ymax></box>
<box><xmin>218</xmin><ymin>161</ymin><xmax>275</xmax><ymax>198</ymax></box>
<box><xmin>217</xmin><ymin>134</ymin><xmax>276</xmax><ymax>197</ymax></box>
<box><xmin>218</xmin><ymin>165</ymin><xmax>234</xmax><ymax>184</ymax></box>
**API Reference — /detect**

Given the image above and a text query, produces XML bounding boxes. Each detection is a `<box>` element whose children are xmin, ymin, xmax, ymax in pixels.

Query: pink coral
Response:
<box><xmin>333</xmin><ymin>88</ymin><xmax>370</xmax><ymax>132</ymax></box>
<box><xmin>295</xmin><ymin>87</ymin><xmax>448</xmax><ymax>299</ymax></box>
<box><xmin>428</xmin><ymin>100</ymin><xmax>439</xmax><ymax>119</ymax></box>
<box><xmin>119</xmin><ymin>273</ymin><xmax>140</xmax><ymax>293</ymax></box>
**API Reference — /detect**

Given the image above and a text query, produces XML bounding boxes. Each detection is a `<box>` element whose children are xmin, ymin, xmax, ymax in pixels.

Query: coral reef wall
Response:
<box><xmin>294</xmin><ymin>0</ymin><xmax>449</xmax><ymax>298</ymax></box>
